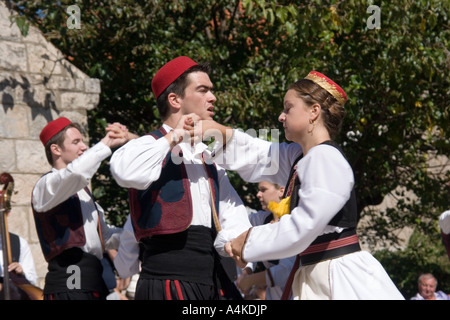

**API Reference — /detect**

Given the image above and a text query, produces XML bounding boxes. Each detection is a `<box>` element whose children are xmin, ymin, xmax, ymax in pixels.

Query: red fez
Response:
<box><xmin>39</xmin><ymin>117</ymin><xmax>72</xmax><ymax>146</ymax></box>
<box><xmin>0</xmin><ymin>172</ymin><xmax>14</xmax><ymax>187</ymax></box>
<box><xmin>151</xmin><ymin>56</ymin><xmax>198</xmax><ymax>99</ymax></box>
<box><xmin>304</xmin><ymin>71</ymin><xmax>348</xmax><ymax>105</ymax></box>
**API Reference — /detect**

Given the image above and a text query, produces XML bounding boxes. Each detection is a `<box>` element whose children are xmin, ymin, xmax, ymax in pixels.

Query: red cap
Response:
<box><xmin>0</xmin><ymin>172</ymin><xmax>14</xmax><ymax>188</ymax></box>
<box><xmin>151</xmin><ymin>56</ymin><xmax>198</xmax><ymax>99</ymax></box>
<box><xmin>39</xmin><ymin>117</ymin><xmax>72</xmax><ymax>146</ymax></box>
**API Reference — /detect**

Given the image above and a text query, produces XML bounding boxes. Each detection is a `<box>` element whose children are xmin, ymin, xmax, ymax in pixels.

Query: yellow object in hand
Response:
<box><xmin>268</xmin><ymin>196</ymin><xmax>291</xmax><ymax>219</ymax></box>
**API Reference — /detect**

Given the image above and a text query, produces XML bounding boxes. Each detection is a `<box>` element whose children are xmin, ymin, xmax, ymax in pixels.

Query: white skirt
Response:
<box><xmin>292</xmin><ymin>251</ymin><xmax>404</xmax><ymax>300</ymax></box>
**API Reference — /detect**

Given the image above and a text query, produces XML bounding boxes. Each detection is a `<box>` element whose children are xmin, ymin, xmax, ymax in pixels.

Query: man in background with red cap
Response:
<box><xmin>110</xmin><ymin>56</ymin><xmax>252</xmax><ymax>300</ymax></box>
<box><xmin>32</xmin><ymin>117</ymin><xmax>136</xmax><ymax>300</ymax></box>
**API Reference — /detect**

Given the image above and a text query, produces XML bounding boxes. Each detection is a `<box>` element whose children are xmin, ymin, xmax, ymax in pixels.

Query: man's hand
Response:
<box><xmin>8</xmin><ymin>262</ymin><xmax>24</xmax><ymax>276</ymax></box>
<box><xmin>183</xmin><ymin>119</ymin><xmax>232</xmax><ymax>146</ymax></box>
<box><xmin>225</xmin><ymin>229</ymin><xmax>250</xmax><ymax>268</ymax></box>
<box><xmin>236</xmin><ymin>267</ymin><xmax>253</xmax><ymax>294</ymax></box>
<box><xmin>165</xmin><ymin>113</ymin><xmax>202</xmax><ymax>147</ymax></box>
<box><xmin>103</xmin><ymin>122</ymin><xmax>137</xmax><ymax>148</ymax></box>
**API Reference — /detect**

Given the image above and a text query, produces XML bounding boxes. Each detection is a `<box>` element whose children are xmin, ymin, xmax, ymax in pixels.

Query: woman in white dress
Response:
<box><xmin>200</xmin><ymin>71</ymin><xmax>404</xmax><ymax>300</ymax></box>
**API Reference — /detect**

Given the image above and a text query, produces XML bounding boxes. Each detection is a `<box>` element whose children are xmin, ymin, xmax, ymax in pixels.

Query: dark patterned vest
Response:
<box><xmin>32</xmin><ymin>191</ymin><xmax>86</xmax><ymax>262</ymax></box>
<box><xmin>129</xmin><ymin>127</ymin><xmax>220</xmax><ymax>241</ymax></box>
<box><xmin>285</xmin><ymin>140</ymin><xmax>358</xmax><ymax>228</ymax></box>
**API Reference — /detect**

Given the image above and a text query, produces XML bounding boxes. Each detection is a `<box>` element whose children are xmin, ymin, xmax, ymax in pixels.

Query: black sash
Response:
<box><xmin>139</xmin><ymin>225</ymin><xmax>242</xmax><ymax>300</ymax></box>
<box><xmin>43</xmin><ymin>247</ymin><xmax>108</xmax><ymax>295</ymax></box>
<box><xmin>140</xmin><ymin>226</ymin><xmax>216</xmax><ymax>285</ymax></box>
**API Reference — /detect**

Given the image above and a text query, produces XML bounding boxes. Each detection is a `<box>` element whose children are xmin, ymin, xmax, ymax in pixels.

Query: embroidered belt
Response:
<box><xmin>299</xmin><ymin>229</ymin><xmax>361</xmax><ymax>266</ymax></box>
<box><xmin>280</xmin><ymin>228</ymin><xmax>361</xmax><ymax>300</ymax></box>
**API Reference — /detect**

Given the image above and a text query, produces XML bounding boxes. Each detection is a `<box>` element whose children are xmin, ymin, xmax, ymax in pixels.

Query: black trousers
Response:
<box><xmin>44</xmin><ymin>290</ymin><xmax>107</xmax><ymax>300</ymax></box>
<box><xmin>136</xmin><ymin>226</ymin><xmax>242</xmax><ymax>300</ymax></box>
<box><xmin>135</xmin><ymin>278</ymin><xmax>219</xmax><ymax>300</ymax></box>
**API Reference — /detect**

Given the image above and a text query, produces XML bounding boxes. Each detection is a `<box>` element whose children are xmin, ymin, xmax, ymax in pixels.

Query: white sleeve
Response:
<box><xmin>212</xmin><ymin>129</ymin><xmax>302</xmax><ymax>187</ymax></box>
<box><xmin>242</xmin><ymin>145</ymin><xmax>354</xmax><ymax>262</ymax></box>
<box><xmin>113</xmin><ymin>216</ymin><xmax>140</xmax><ymax>278</ymax></box>
<box><xmin>18</xmin><ymin>237</ymin><xmax>38</xmax><ymax>286</ymax></box>
<box><xmin>213</xmin><ymin>166</ymin><xmax>253</xmax><ymax>257</ymax></box>
<box><xmin>439</xmin><ymin>210</ymin><xmax>450</xmax><ymax>234</ymax></box>
<box><xmin>32</xmin><ymin>142</ymin><xmax>112</xmax><ymax>212</ymax></box>
<box><xmin>110</xmin><ymin>135</ymin><xmax>171</xmax><ymax>190</ymax></box>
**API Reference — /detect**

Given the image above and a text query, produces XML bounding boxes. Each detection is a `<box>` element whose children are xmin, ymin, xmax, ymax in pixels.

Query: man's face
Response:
<box><xmin>57</xmin><ymin>127</ymin><xmax>88</xmax><ymax>166</ymax></box>
<box><xmin>179</xmin><ymin>71</ymin><xmax>216</xmax><ymax>120</ymax></box>
<box><xmin>418</xmin><ymin>277</ymin><xmax>437</xmax><ymax>299</ymax></box>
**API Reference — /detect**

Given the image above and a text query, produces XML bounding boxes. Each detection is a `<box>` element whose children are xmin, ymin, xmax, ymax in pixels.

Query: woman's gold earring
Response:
<box><xmin>308</xmin><ymin>119</ymin><xmax>315</xmax><ymax>134</ymax></box>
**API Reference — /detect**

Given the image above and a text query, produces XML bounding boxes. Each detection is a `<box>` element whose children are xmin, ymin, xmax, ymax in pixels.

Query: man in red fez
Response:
<box><xmin>110</xmin><ymin>56</ymin><xmax>252</xmax><ymax>300</ymax></box>
<box><xmin>32</xmin><ymin>117</ymin><xmax>137</xmax><ymax>300</ymax></box>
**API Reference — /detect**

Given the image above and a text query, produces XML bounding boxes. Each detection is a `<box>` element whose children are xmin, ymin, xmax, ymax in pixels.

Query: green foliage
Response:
<box><xmin>10</xmin><ymin>0</ymin><xmax>449</xmax><ymax>251</ymax></box>
<box><xmin>374</xmin><ymin>228</ymin><xmax>450</xmax><ymax>298</ymax></box>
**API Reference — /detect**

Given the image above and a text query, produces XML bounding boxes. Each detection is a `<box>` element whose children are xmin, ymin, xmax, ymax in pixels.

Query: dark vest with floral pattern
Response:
<box><xmin>32</xmin><ymin>187</ymin><xmax>86</xmax><ymax>262</ymax></box>
<box><xmin>128</xmin><ymin>127</ymin><xmax>220</xmax><ymax>241</ymax></box>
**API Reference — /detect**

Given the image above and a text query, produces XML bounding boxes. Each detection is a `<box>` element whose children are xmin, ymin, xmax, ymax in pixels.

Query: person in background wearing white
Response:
<box><xmin>439</xmin><ymin>210</ymin><xmax>450</xmax><ymax>260</ymax></box>
<box><xmin>411</xmin><ymin>273</ymin><xmax>450</xmax><ymax>300</ymax></box>
<box><xmin>0</xmin><ymin>172</ymin><xmax>38</xmax><ymax>299</ymax></box>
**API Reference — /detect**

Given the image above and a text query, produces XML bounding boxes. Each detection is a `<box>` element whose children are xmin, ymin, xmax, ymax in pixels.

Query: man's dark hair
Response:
<box><xmin>156</xmin><ymin>63</ymin><xmax>211</xmax><ymax>120</ymax></box>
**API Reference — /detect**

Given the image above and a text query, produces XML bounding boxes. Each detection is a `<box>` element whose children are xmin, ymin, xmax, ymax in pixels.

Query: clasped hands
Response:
<box><xmin>166</xmin><ymin>113</ymin><xmax>231</xmax><ymax>147</ymax></box>
<box><xmin>225</xmin><ymin>229</ymin><xmax>250</xmax><ymax>268</ymax></box>
<box><xmin>103</xmin><ymin>122</ymin><xmax>138</xmax><ymax>148</ymax></box>
<box><xmin>100</xmin><ymin>115</ymin><xmax>230</xmax><ymax>149</ymax></box>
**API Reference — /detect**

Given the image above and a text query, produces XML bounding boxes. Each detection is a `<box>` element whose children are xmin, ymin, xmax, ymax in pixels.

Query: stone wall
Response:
<box><xmin>0</xmin><ymin>1</ymin><xmax>100</xmax><ymax>288</ymax></box>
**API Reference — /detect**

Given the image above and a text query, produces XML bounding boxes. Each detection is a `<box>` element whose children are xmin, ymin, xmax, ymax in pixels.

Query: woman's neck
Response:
<box><xmin>295</xmin><ymin>129</ymin><xmax>331</xmax><ymax>155</ymax></box>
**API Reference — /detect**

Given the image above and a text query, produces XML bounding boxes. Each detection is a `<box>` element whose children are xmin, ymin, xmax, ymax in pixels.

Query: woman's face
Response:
<box><xmin>256</xmin><ymin>181</ymin><xmax>283</xmax><ymax>211</ymax></box>
<box><xmin>279</xmin><ymin>89</ymin><xmax>311</xmax><ymax>142</ymax></box>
